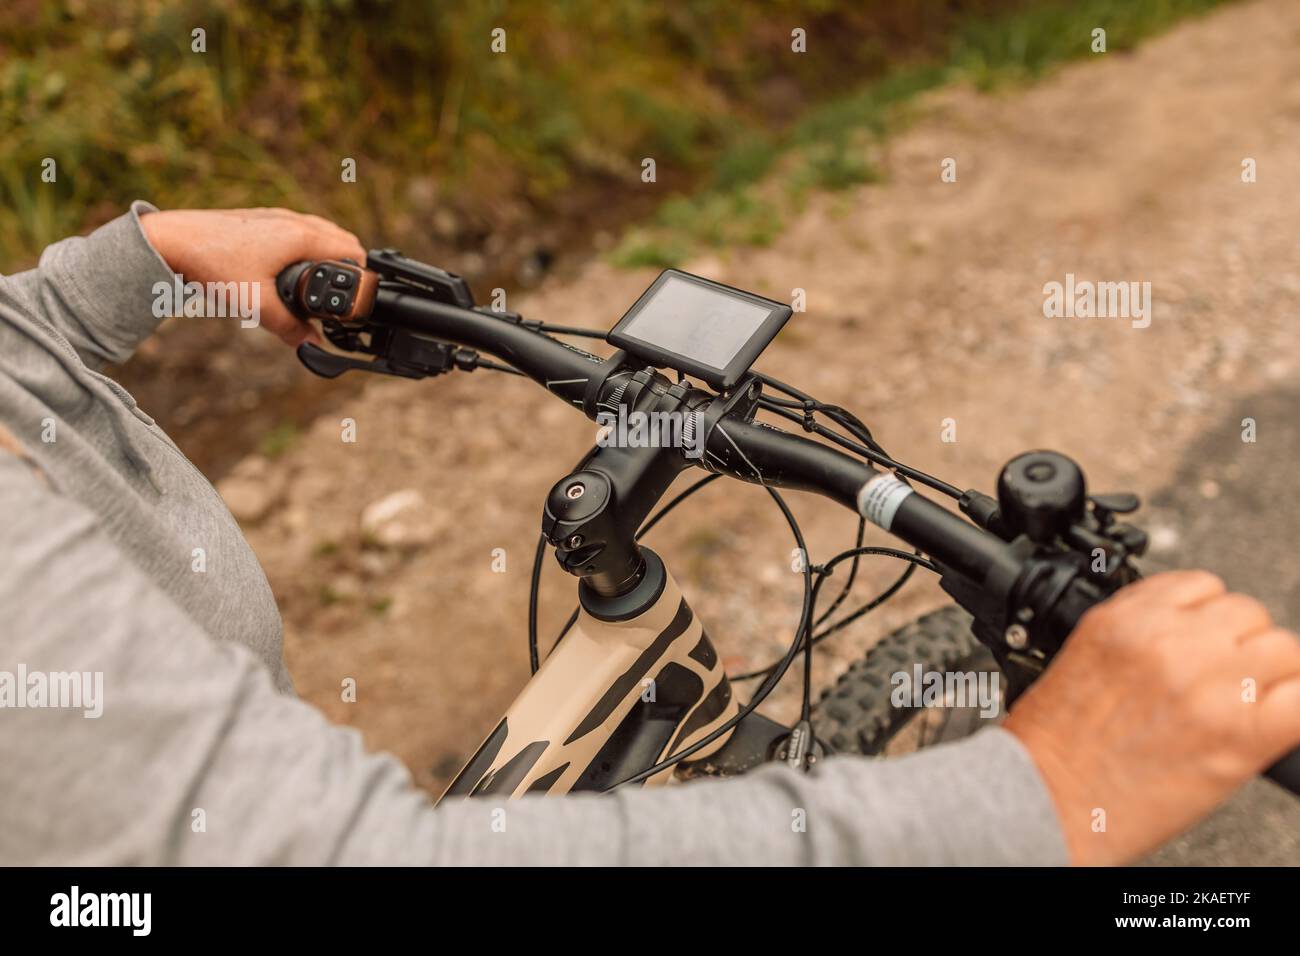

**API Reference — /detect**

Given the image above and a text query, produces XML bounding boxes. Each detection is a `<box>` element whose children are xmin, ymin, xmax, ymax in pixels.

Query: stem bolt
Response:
<box><xmin>565</xmin><ymin>482</ymin><xmax>585</xmax><ymax>500</ymax></box>
<box><xmin>1005</xmin><ymin>623</ymin><xmax>1029</xmax><ymax>650</ymax></box>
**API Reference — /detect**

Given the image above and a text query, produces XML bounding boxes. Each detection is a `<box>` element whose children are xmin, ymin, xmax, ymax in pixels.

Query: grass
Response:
<box><xmin>0</xmin><ymin>0</ymin><xmax>1235</xmax><ymax>279</ymax></box>
<box><xmin>257</xmin><ymin>421</ymin><xmax>301</xmax><ymax>460</ymax></box>
<box><xmin>952</xmin><ymin>0</ymin><xmax>1228</xmax><ymax>88</ymax></box>
<box><xmin>13</xmin><ymin>0</ymin><xmax>1229</xmax><ymax>271</ymax></box>
<box><xmin>313</xmin><ymin>539</ymin><xmax>340</xmax><ymax>558</ymax></box>
<box><xmin>0</xmin><ymin>0</ymin><xmax>1017</xmax><ymax>269</ymax></box>
<box><xmin>610</xmin><ymin>0</ymin><xmax>1234</xmax><ymax>269</ymax></box>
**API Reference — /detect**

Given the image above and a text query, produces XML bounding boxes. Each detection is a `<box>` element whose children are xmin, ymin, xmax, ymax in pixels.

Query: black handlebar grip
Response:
<box><xmin>1265</xmin><ymin>748</ymin><xmax>1300</xmax><ymax>795</ymax></box>
<box><xmin>276</xmin><ymin>261</ymin><xmax>313</xmax><ymax>316</ymax></box>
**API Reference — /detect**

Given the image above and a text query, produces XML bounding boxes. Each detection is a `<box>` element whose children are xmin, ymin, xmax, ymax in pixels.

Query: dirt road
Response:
<box><xmin>230</xmin><ymin>0</ymin><xmax>1299</xmax><ymax>856</ymax></box>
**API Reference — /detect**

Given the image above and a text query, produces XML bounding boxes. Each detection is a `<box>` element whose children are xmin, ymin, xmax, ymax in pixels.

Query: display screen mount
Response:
<box><xmin>607</xmin><ymin>269</ymin><xmax>793</xmax><ymax>391</ymax></box>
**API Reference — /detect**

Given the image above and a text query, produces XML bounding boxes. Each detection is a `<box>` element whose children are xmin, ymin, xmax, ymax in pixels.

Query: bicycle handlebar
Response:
<box><xmin>371</xmin><ymin>288</ymin><xmax>1043</xmax><ymax>590</ymax></box>
<box><xmin>292</xmin><ymin>273</ymin><xmax>1300</xmax><ymax>797</ymax></box>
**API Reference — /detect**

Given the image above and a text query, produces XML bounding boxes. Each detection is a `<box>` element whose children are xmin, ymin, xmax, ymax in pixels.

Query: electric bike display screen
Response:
<box><xmin>608</xmin><ymin>270</ymin><xmax>793</xmax><ymax>390</ymax></box>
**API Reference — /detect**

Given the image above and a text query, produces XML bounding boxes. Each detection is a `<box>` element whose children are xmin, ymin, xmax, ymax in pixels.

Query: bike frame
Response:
<box><xmin>440</xmin><ymin>552</ymin><xmax>739</xmax><ymax>799</ymax></box>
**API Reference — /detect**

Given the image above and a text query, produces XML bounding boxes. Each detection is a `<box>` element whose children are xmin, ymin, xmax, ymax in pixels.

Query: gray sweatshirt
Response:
<box><xmin>0</xmin><ymin>203</ymin><xmax>1069</xmax><ymax>865</ymax></box>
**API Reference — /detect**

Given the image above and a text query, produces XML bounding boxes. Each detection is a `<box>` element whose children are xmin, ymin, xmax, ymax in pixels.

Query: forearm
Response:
<box><xmin>3</xmin><ymin>200</ymin><xmax>173</xmax><ymax>369</ymax></box>
<box><xmin>430</xmin><ymin>729</ymin><xmax>1068</xmax><ymax>866</ymax></box>
<box><xmin>0</xmin><ymin>453</ymin><xmax>1067</xmax><ymax>866</ymax></box>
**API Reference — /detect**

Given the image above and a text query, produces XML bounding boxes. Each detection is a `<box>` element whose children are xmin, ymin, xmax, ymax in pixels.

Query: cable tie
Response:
<box><xmin>801</xmin><ymin>399</ymin><xmax>818</xmax><ymax>432</ymax></box>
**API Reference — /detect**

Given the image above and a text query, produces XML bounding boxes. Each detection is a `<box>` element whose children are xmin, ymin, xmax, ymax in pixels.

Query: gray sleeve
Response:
<box><xmin>0</xmin><ymin>454</ymin><xmax>1068</xmax><ymax>866</ymax></box>
<box><xmin>3</xmin><ymin>201</ymin><xmax>173</xmax><ymax>369</ymax></box>
<box><xmin>437</xmin><ymin>729</ymin><xmax>1069</xmax><ymax>866</ymax></box>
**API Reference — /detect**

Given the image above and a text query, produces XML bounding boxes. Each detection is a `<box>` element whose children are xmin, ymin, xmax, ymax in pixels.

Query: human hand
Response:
<box><xmin>1004</xmin><ymin>570</ymin><xmax>1300</xmax><ymax>865</ymax></box>
<box><xmin>140</xmin><ymin>207</ymin><xmax>366</xmax><ymax>347</ymax></box>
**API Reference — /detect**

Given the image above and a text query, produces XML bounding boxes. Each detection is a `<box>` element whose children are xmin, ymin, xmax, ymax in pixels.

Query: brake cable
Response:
<box><xmin>525</xmin><ymin>324</ymin><xmax>961</xmax><ymax>498</ymax></box>
<box><xmin>522</xmin><ymin>358</ymin><xmax>951</xmax><ymax>704</ymax></box>
<box><xmin>532</xmin><ymin>323</ymin><xmax>605</xmax><ymax>340</ymax></box>
<box><xmin>731</xmin><ymin>549</ymin><xmax>930</xmax><ymax>682</ymax></box>
<box><xmin>734</xmin><ymin>394</ymin><xmax>937</xmax><ymax>679</ymax></box>
<box><xmin>816</xmin><ymin>517</ymin><xmax>866</xmax><ymax>627</ymax></box>
<box><xmin>809</xmin><ymin>559</ymin><xmax>918</xmax><ymax>642</ymax></box>
<box><xmin>475</xmin><ymin>357</ymin><xmax>526</xmax><ymax>376</ymax></box>
<box><xmin>759</xmin><ymin>398</ymin><xmax>963</xmax><ymax>500</ymax></box>
<box><xmin>603</xmin><ymin>509</ymin><xmax>939</xmax><ymax>788</ymax></box>
<box><xmin>601</xmin><ymin>486</ymin><xmax>813</xmax><ymax>790</ymax></box>
<box><xmin>508</xmin><ymin>327</ymin><xmax>964</xmax><ymax>772</ymax></box>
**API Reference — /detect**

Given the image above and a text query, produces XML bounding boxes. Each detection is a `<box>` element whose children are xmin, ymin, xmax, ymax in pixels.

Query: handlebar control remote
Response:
<box><xmin>276</xmin><ymin>259</ymin><xmax>379</xmax><ymax>323</ymax></box>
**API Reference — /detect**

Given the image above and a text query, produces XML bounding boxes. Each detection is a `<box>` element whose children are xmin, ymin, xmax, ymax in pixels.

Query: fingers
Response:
<box><xmin>262</xmin><ymin>296</ymin><xmax>322</xmax><ymax>348</ymax></box>
<box><xmin>1257</xmin><ymin>676</ymin><xmax>1300</xmax><ymax>758</ymax></box>
<box><xmin>287</xmin><ymin>216</ymin><xmax>366</xmax><ymax>265</ymax></box>
<box><xmin>293</xmin><ymin>230</ymin><xmax>366</xmax><ymax>265</ymax></box>
<box><xmin>225</xmin><ymin>206</ymin><xmax>366</xmax><ymax>267</ymax></box>
<box><xmin>1241</xmin><ymin>623</ymin><xmax>1300</xmax><ymax>649</ymax></box>
<box><xmin>258</xmin><ymin>209</ymin><xmax>364</xmax><ymax>347</ymax></box>
<box><xmin>1185</xmin><ymin>592</ymin><xmax>1274</xmax><ymax>645</ymax></box>
<box><xmin>277</xmin><ymin>321</ymin><xmax>321</xmax><ymax>348</ymax></box>
<box><xmin>255</xmin><ymin>278</ymin><xmax>321</xmax><ymax>348</ymax></box>
<box><xmin>298</xmin><ymin>212</ymin><xmax>358</xmax><ymax>240</ymax></box>
<box><xmin>1110</xmin><ymin>569</ymin><xmax>1226</xmax><ymax>611</ymax></box>
<box><xmin>163</xmin><ymin>208</ymin><xmax>359</xmax><ymax>349</ymax></box>
<box><xmin>1241</xmin><ymin>628</ymin><xmax>1300</xmax><ymax>691</ymax></box>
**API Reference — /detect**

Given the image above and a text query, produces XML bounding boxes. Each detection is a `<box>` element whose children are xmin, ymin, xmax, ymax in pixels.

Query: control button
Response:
<box><xmin>325</xmin><ymin>291</ymin><xmax>350</xmax><ymax>315</ymax></box>
<box><xmin>313</xmin><ymin>266</ymin><xmax>329</xmax><ymax>281</ymax></box>
<box><xmin>331</xmin><ymin>269</ymin><xmax>356</xmax><ymax>289</ymax></box>
<box><xmin>306</xmin><ymin>292</ymin><xmax>323</xmax><ymax>310</ymax></box>
<box><xmin>306</xmin><ymin>273</ymin><xmax>329</xmax><ymax>299</ymax></box>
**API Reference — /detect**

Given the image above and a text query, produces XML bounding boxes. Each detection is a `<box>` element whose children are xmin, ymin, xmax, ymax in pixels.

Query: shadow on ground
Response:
<box><xmin>1140</xmin><ymin>384</ymin><xmax>1300</xmax><ymax>865</ymax></box>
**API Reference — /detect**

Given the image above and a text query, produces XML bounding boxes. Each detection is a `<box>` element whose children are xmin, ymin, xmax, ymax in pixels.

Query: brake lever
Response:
<box><xmin>297</xmin><ymin>331</ymin><xmax>481</xmax><ymax>381</ymax></box>
<box><xmin>295</xmin><ymin>342</ymin><xmax>445</xmax><ymax>380</ymax></box>
<box><xmin>296</xmin><ymin>343</ymin><xmax>361</xmax><ymax>379</ymax></box>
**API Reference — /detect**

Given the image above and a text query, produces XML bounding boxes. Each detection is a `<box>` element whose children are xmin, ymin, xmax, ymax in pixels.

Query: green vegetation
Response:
<box><xmin>257</xmin><ymin>421</ymin><xmax>301</xmax><ymax>459</ymax></box>
<box><xmin>612</xmin><ymin>0</ymin><xmax>1231</xmax><ymax>267</ymax></box>
<box><xmin>312</xmin><ymin>539</ymin><xmax>340</xmax><ymax>559</ymax></box>
<box><xmin>952</xmin><ymin>0</ymin><xmax>1228</xmax><ymax>88</ymax></box>
<box><xmin>0</xmin><ymin>0</ymin><xmax>1233</xmax><ymax>273</ymax></box>
<box><xmin>0</xmin><ymin>0</ymin><xmax>968</xmax><ymax>267</ymax></box>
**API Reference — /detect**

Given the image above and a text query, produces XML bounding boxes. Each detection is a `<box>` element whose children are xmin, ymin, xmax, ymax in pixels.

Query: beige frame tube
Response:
<box><xmin>439</xmin><ymin>560</ymin><xmax>739</xmax><ymax>800</ymax></box>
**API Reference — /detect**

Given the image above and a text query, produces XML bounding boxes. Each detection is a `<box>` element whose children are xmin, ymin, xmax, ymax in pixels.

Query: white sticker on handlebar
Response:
<box><xmin>857</xmin><ymin>474</ymin><xmax>913</xmax><ymax>531</ymax></box>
